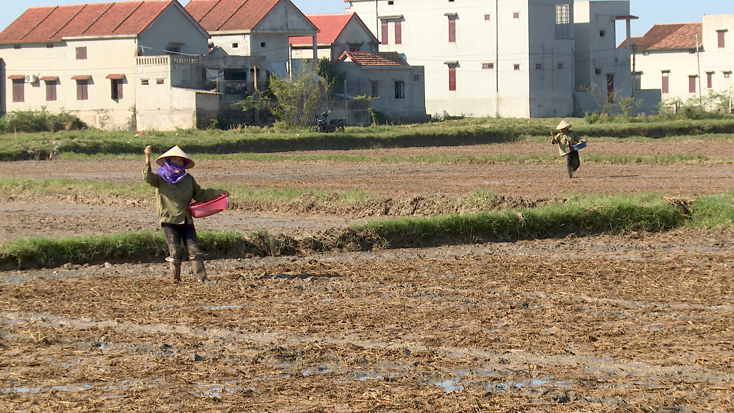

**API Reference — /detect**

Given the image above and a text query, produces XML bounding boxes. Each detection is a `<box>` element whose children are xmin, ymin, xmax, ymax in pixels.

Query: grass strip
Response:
<box><xmin>2</xmin><ymin>192</ymin><xmax>731</xmax><ymax>270</ymax></box>
<box><xmin>2</xmin><ymin>118</ymin><xmax>734</xmax><ymax>161</ymax></box>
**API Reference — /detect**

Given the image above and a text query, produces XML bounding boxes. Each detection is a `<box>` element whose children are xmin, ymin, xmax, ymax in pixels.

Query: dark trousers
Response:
<box><xmin>162</xmin><ymin>223</ymin><xmax>202</xmax><ymax>264</ymax></box>
<box><xmin>563</xmin><ymin>150</ymin><xmax>580</xmax><ymax>178</ymax></box>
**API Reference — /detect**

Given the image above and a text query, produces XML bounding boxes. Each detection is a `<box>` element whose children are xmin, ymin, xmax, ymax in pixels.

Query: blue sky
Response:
<box><xmin>1</xmin><ymin>0</ymin><xmax>731</xmax><ymax>46</ymax></box>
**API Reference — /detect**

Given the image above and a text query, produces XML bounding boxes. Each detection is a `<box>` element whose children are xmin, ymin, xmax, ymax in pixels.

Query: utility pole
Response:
<box><xmin>696</xmin><ymin>34</ymin><xmax>702</xmax><ymax>102</ymax></box>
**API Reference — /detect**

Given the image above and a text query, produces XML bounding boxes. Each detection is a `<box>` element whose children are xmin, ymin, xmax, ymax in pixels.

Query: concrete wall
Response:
<box><xmin>137</xmin><ymin>86</ymin><xmax>198</xmax><ymax>131</ymax></box>
<box><xmin>138</xmin><ymin>6</ymin><xmax>209</xmax><ymax>56</ymax></box>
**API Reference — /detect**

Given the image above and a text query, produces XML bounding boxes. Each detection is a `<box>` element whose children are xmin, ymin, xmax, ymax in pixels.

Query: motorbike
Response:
<box><xmin>310</xmin><ymin>112</ymin><xmax>345</xmax><ymax>133</ymax></box>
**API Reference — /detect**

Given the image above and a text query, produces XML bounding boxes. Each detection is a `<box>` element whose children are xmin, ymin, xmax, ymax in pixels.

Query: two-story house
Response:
<box><xmin>0</xmin><ymin>0</ymin><xmax>269</xmax><ymax>131</ymax></box>
<box><xmin>185</xmin><ymin>0</ymin><xmax>319</xmax><ymax>78</ymax></box>
<box><xmin>0</xmin><ymin>0</ymin><xmax>213</xmax><ymax>130</ymax></box>
<box><xmin>290</xmin><ymin>12</ymin><xmax>379</xmax><ymax>63</ymax></box>
<box><xmin>347</xmin><ymin>0</ymin><xmax>638</xmax><ymax>118</ymax></box>
<box><xmin>621</xmin><ymin>14</ymin><xmax>734</xmax><ymax>111</ymax></box>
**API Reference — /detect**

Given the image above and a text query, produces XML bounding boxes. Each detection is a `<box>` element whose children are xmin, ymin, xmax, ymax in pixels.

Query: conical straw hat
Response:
<box><xmin>556</xmin><ymin>119</ymin><xmax>571</xmax><ymax>130</ymax></box>
<box><xmin>155</xmin><ymin>145</ymin><xmax>195</xmax><ymax>168</ymax></box>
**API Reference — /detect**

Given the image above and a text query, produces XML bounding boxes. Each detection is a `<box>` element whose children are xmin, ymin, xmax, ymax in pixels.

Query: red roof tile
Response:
<box><xmin>619</xmin><ymin>22</ymin><xmax>702</xmax><ymax>50</ymax></box>
<box><xmin>337</xmin><ymin>51</ymin><xmax>408</xmax><ymax>67</ymax></box>
<box><xmin>0</xmin><ymin>0</ymin><xmax>179</xmax><ymax>45</ymax></box>
<box><xmin>290</xmin><ymin>13</ymin><xmax>356</xmax><ymax>45</ymax></box>
<box><xmin>185</xmin><ymin>0</ymin><xmax>281</xmax><ymax>32</ymax></box>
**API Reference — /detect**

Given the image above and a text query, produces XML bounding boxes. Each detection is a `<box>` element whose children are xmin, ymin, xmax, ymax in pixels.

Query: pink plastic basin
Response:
<box><xmin>189</xmin><ymin>194</ymin><xmax>228</xmax><ymax>218</ymax></box>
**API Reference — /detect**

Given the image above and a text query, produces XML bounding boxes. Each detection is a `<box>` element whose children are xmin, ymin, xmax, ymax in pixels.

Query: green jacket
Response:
<box><xmin>143</xmin><ymin>163</ymin><xmax>220</xmax><ymax>225</ymax></box>
<box><xmin>552</xmin><ymin>129</ymin><xmax>581</xmax><ymax>156</ymax></box>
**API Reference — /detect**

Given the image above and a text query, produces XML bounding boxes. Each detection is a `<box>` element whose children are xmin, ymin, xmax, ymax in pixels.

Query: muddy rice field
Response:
<box><xmin>1</xmin><ymin>139</ymin><xmax>734</xmax><ymax>412</ymax></box>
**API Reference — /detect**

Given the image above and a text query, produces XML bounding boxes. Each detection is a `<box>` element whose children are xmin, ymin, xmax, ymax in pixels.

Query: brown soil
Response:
<box><xmin>1</xmin><ymin>140</ymin><xmax>733</xmax><ymax>411</ymax></box>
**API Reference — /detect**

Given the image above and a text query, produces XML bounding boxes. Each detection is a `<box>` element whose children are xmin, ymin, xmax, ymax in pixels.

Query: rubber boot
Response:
<box><xmin>191</xmin><ymin>258</ymin><xmax>209</xmax><ymax>283</ymax></box>
<box><xmin>169</xmin><ymin>261</ymin><xmax>181</xmax><ymax>283</ymax></box>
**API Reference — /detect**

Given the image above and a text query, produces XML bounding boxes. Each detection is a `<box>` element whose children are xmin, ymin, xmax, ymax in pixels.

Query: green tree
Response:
<box><xmin>239</xmin><ymin>66</ymin><xmax>333</xmax><ymax>128</ymax></box>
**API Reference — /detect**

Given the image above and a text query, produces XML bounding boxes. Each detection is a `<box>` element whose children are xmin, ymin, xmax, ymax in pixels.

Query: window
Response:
<box><xmin>381</xmin><ymin>20</ymin><xmax>389</xmax><ymax>45</ymax></box>
<box><xmin>643</xmin><ymin>51</ymin><xmax>649</xmax><ymax>56</ymax></box>
<box><xmin>413</xmin><ymin>74</ymin><xmax>420</xmax><ymax>81</ymax></box>
<box><xmin>232</xmin><ymin>43</ymin><xmax>238</xmax><ymax>48</ymax></box>
<box><xmin>599</xmin><ymin>30</ymin><xmax>606</xmax><ymax>37</ymax></box>
<box><xmin>662</xmin><ymin>71</ymin><xmax>669</xmax><ymax>94</ymax></box>
<box><xmin>634</xmin><ymin>71</ymin><xmax>642</xmax><ymax>90</ymax></box>
<box><xmin>111</xmin><ymin>79</ymin><xmax>123</xmax><ymax>100</ymax></box>
<box><xmin>448</xmin><ymin>15</ymin><xmax>456</xmax><ymax>43</ymax></box>
<box><xmin>395</xmin><ymin>20</ymin><xmax>402</xmax><ymax>45</ymax></box>
<box><xmin>448</xmin><ymin>66</ymin><xmax>456</xmax><ymax>91</ymax></box>
<box><xmin>513</xmin><ymin>12</ymin><xmax>520</xmax><ymax>19</ymax></box>
<box><xmin>166</xmin><ymin>43</ymin><xmax>181</xmax><ymax>54</ymax></box>
<box><xmin>45</xmin><ymin>79</ymin><xmax>57</xmax><ymax>101</ymax></box>
<box><xmin>371</xmin><ymin>81</ymin><xmax>379</xmax><ymax>98</ymax></box>
<box><xmin>555</xmin><ymin>4</ymin><xmax>572</xmax><ymax>39</ymax></box>
<box><xmin>689</xmin><ymin>75</ymin><xmax>697</xmax><ymax>93</ymax></box>
<box><xmin>156</xmin><ymin>78</ymin><xmax>165</xmax><ymax>85</ymax></box>
<box><xmin>76</xmin><ymin>80</ymin><xmax>89</xmax><ymax>100</ymax></box>
<box><xmin>482</xmin><ymin>63</ymin><xmax>494</xmax><ymax>69</ymax></box>
<box><xmin>395</xmin><ymin>81</ymin><xmax>405</xmax><ymax>99</ymax></box>
<box><xmin>484</xmin><ymin>14</ymin><xmax>491</xmax><ymax>21</ymax></box>
<box><xmin>718</xmin><ymin>30</ymin><xmax>726</xmax><ymax>48</ymax></box>
<box><xmin>76</xmin><ymin>47</ymin><xmax>87</xmax><ymax>60</ymax></box>
<box><xmin>260</xmin><ymin>42</ymin><xmax>266</xmax><ymax>48</ymax></box>
<box><xmin>514</xmin><ymin>64</ymin><xmax>520</xmax><ymax>71</ymax></box>
<box><xmin>707</xmin><ymin>72</ymin><xmax>714</xmax><ymax>89</ymax></box>
<box><xmin>535</xmin><ymin>63</ymin><xmax>542</xmax><ymax>70</ymax></box>
<box><xmin>12</xmin><ymin>79</ymin><xmax>24</xmax><ymax>102</ymax></box>
<box><xmin>557</xmin><ymin>63</ymin><xmax>563</xmax><ymax>70</ymax></box>
<box><xmin>725</xmin><ymin>72</ymin><xmax>732</xmax><ymax>79</ymax></box>
<box><xmin>141</xmin><ymin>79</ymin><xmax>150</xmax><ymax>85</ymax></box>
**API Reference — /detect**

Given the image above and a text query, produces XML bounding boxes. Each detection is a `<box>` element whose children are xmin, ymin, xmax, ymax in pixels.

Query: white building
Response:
<box><xmin>347</xmin><ymin>0</ymin><xmax>638</xmax><ymax>118</ymax></box>
<box><xmin>622</xmin><ymin>14</ymin><xmax>734</xmax><ymax>110</ymax></box>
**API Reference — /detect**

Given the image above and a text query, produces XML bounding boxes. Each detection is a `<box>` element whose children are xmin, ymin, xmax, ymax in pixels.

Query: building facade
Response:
<box><xmin>347</xmin><ymin>0</ymin><xmax>636</xmax><ymax>118</ymax></box>
<box><xmin>332</xmin><ymin>50</ymin><xmax>427</xmax><ymax>124</ymax></box>
<box><xmin>624</xmin><ymin>14</ymin><xmax>734</xmax><ymax>111</ymax></box>
<box><xmin>185</xmin><ymin>0</ymin><xmax>318</xmax><ymax>78</ymax></box>
<box><xmin>290</xmin><ymin>13</ymin><xmax>379</xmax><ymax>63</ymax></box>
<box><xmin>0</xmin><ymin>0</ymin><xmax>269</xmax><ymax>131</ymax></box>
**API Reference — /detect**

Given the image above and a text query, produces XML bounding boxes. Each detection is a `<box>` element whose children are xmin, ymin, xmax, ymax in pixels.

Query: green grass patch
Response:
<box><xmin>355</xmin><ymin>193</ymin><xmax>688</xmax><ymax>246</ymax></box>
<box><xmin>3</xmin><ymin>192</ymin><xmax>733</xmax><ymax>269</ymax></box>
<box><xmin>2</xmin><ymin>118</ymin><xmax>734</xmax><ymax>161</ymax></box>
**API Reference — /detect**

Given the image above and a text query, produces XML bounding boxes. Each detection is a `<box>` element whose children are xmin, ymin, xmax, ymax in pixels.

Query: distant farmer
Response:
<box><xmin>550</xmin><ymin>119</ymin><xmax>586</xmax><ymax>178</ymax></box>
<box><xmin>143</xmin><ymin>145</ymin><xmax>228</xmax><ymax>283</ymax></box>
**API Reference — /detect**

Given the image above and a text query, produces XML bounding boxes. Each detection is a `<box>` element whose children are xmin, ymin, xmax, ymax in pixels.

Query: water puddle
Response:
<box><xmin>203</xmin><ymin>305</ymin><xmax>242</xmax><ymax>310</ymax></box>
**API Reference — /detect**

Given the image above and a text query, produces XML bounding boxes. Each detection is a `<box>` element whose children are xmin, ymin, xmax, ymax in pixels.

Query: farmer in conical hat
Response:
<box><xmin>550</xmin><ymin>120</ymin><xmax>586</xmax><ymax>178</ymax></box>
<box><xmin>143</xmin><ymin>145</ymin><xmax>229</xmax><ymax>283</ymax></box>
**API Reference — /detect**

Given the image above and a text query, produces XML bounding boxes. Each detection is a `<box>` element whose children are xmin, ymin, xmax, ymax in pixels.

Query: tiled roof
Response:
<box><xmin>290</xmin><ymin>13</ymin><xmax>355</xmax><ymax>45</ymax></box>
<box><xmin>619</xmin><ymin>22</ymin><xmax>702</xmax><ymax>50</ymax></box>
<box><xmin>185</xmin><ymin>0</ymin><xmax>280</xmax><ymax>32</ymax></box>
<box><xmin>0</xmin><ymin>0</ymin><xmax>177</xmax><ymax>44</ymax></box>
<box><xmin>338</xmin><ymin>51</ymin><xmax>408</xmax><ymax>67</ymax></box>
